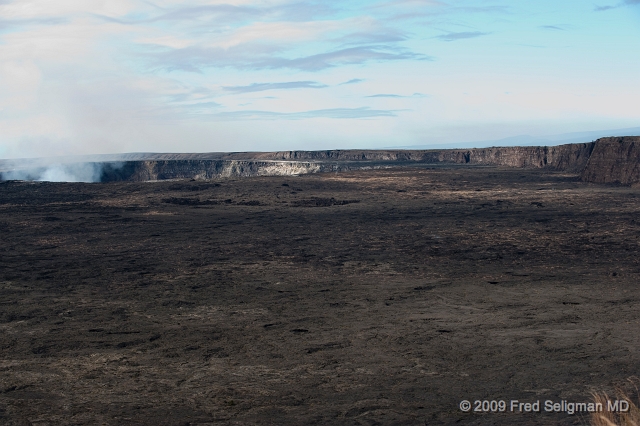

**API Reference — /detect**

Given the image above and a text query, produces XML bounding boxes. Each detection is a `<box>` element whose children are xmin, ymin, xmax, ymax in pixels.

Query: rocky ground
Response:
<box><xmin>1</xmin><ymin>165</ymin><xmax>639</xmax><ymax>425</ymax></box>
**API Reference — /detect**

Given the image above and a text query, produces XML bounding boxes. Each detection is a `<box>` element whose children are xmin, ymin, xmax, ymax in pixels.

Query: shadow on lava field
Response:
<box><xmin>1</xmin><ymin>166</ymin><xmax>639</xmax><ymax>425</ymax></box>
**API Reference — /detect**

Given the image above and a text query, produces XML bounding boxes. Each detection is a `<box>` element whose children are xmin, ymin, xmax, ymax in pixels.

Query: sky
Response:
<box><xmin>0</xmin><ymin>0</ymin><xmax>639</xmax><ymax>158</ymax></box>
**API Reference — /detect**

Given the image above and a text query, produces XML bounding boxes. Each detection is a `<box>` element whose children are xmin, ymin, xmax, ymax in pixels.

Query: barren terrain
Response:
<box><xmin>1</xmin><ymin>165</ymin><xmax>639</xmax><ymax>425</ymax></box>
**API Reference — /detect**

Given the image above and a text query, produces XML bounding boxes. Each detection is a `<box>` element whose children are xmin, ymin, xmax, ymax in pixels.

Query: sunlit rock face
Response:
<box><xmin>581</xmin><ymin>137</ymin><xmax>640</xmax><ymax>185</ymax></box>
<box><xmin>99</xmin><ymin>160</ymin><xmax>336</xmax><ymax>182</ymax></box>
<box><xmin>441</xmin><ymin>143</ymin><xmax>596</xmax><ymax>172</ymax></box>
<box><xmin>218</xmin><ymin>143</ymin><xmax>596</xmax><ymax>171</ymax></box>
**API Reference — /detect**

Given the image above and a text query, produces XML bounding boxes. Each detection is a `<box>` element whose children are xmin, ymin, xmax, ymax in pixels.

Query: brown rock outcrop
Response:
<box><xmin>212</xmin><ymin>142</ymin><xmax>597</xmax><ymax>172</ymax></box>
<box><xmin>581</xmin><ymin>137</ymin><xmax>640</xmax><ymax>185</ymax></box>
<box><xmin>99</xmin><ymin>160</ymin><xmax>337</xmax><ymax>182</ymax></box>
<box><xmin>439</xmin><ymin>143</ymin><xmax>595</xmax><ymax>171</ymax></box>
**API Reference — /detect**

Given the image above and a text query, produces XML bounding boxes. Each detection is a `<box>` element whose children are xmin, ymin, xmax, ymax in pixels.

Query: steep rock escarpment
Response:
<box><xmin>215</xmin><ymin>142</ymin><xmax>596</xmax><ymax>172</ymax></box>
<box><xmin>96</xmin><ymin>142</ymin><xmax>596</xmax><ymax>181</ymax></box>
<box><xmin>3</xmin><ymin>138</ymin><xmax>639</xmax><ymax>184</ymax></box>
<box><xmin>581</xmin><ymin>137</ymin><xmax>640</xmax><ymax>185</ymax></box>
<box><xmin>100</xmin><ymin>160</ymin><xmax>347</xmax><ymax>182</ymax></box>
<box><xmin>439</xmin><ymin>143</ymin><xmax>595</xmax><ymax>171</ymax></box>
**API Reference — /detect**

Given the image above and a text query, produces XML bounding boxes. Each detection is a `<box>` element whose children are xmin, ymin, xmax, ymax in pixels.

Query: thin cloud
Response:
<box><xmin>280</xmin><ymin>46</ymin><xmax>429</xmax><ymax>71</ymax></box>
<box><xmin>371</xmin><ymin>0</ymin><xmax>446</xmax><ymax>12</ymax></box>
<box><xmin>372</xmin><ymin>2</ymin><xmax>508</xmax><ymax>24</ymax></box>
<box><xmin>340</xmin><ymin>78</ymin><xmax>364</xmax><ymax>85</ymax></box>
<box><xmin>539</xmin><ymin>25</ymin><xmax>565</xmax><ymax>30</ymax></box>
<box><xmin>595</xmin><ymin>0</ymin><xmax>640</xmax><ymax>10</ymax></box>
<box><xmin>435</xmin><ymin>31</ymin><xmax>489</xmax><ymax>42</ymax></box>
<box><xmin>166</xmin><ymin>87</ymin><xmax>216</xmax><ymax>103</ymax></box>
<box><xmin>207</xmin><ymin>107</ymin><xmax>398</xmax><ymax>120</ymax></box>
<box><xmin>594</xmin><ymin>5</ymin><xmax>617</xmax><ymax>10</ymax></box>
<box><xmin>153</xmin><ymin>44</ymin><xmax>278</xmax><ymax>73</ymax></box>
<box><xmin>367</xmin><ymin>93</ymin><xmax>429</xmax><ymax>98</ymax></box>
<box><xmin>95</xmin><ymin>5</ymin><xmax>258</xmax><ymax>26</ymax></box>
<box><xmin>98</xmin><ymin>2</ymin><xmax>336</xmax><ymax>25</ymax></box>
<box><xmin>454</xmin><ymin>6</ymin><xmax>509</xmax><ymax>14</ymax></box>
<box><xmin>336</xmin><ymin>29</ymin><xmax>407</xmax><ymax>45</ymax></box>
<box><xmin>266</xmin><ymin>2</ymin><xmax>337</xmax><ymax>21</ymax></box>
<box><xmin>222</xmin><ymin>81</ymin><xmax>328</xmax><ymax>94</ymax></box>
<box><xmin>0</xmin><ymin>16</ymin><xmax>68</xmax><ymax>30</ymax></box>
<box><xmin>181</xmin><ymin>101</ymin><xmax>222</xmax><ymax>109</ymax></box>
<box><xmin>156</xmin><ymin>45</ymin><xmax>430</xmax><ymax>72</ymax></box>
<box><xmin>151</xmin><ymin>5</ymin><xmax>260</xmax><ymax>22</ymax></box>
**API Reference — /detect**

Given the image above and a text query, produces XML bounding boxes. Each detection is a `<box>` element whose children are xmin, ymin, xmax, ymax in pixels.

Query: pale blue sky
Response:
<box><xmin>0</xmin><ymin>0</ymin><xmax>639</xmax><ymax>158</ymax></box>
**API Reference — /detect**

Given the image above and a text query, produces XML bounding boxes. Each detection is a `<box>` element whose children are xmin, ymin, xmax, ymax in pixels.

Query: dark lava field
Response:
<box><xmin>1</xmin><ymin>165</ymin><xmax>639</xmax><ymax>425</ymax></box>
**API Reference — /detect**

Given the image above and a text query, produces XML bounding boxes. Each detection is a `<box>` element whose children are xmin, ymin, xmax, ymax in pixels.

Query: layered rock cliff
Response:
<box><xmin>438</xmin><ymin>143</ymin><xmax>596</xmax><ymax>171</ymax></box>
<box><xmin>99</xmin><ymin>160</ymin><xmax>355</xmax><ymax>182</ymax></box>
<box><xmin>581</xmin><ymin>137</ymin><xmax>640</xmax><ymax>185</ymax></box>
<box><xmin>94</xmin><ymin>141</ymin><xmax>598</xmax><ymax>182</ymax></box>
<box><xmin>214</xmin><ymin>142</ymin><xmax>595</xmax><ymax>171</ymax></box>
<box><xmin>1</xmin><ymin>137</ymin><xmax>638</xmax><ymax>184</ymax></box>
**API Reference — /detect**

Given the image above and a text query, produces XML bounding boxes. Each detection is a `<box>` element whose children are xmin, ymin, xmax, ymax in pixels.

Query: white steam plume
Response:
<box><xmin>0</xmin><ymin>162</ymin><xmax>118</xmax><ymax>183</ymax></box>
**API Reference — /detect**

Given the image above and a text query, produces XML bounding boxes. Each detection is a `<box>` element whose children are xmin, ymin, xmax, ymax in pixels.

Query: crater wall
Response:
<box><xmin>581</xmin><ymin>137</ymin><xmax>640</xmax><ymax>185</ymax></box>
<box><xmin>221</xmin><ymin>142</ymin><xmax>595</xmax><ymax>171</ymax></box>
<box><xmin>96</xmin><ymin>141</ymin><xmax>598</xmax><ymax>182</ymax></box>
<box><xmin>96</xmin><ymin>159</ymin><xmax>377</xmax><ymax>182</ymax></box>
<box><xmin>2</xmin><ymin>137</ymin><xmax>639</xmax><ymax>184</ymax></box>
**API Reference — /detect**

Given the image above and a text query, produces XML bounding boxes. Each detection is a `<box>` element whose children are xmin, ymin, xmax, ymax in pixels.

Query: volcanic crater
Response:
<box><xmin>0</xmin><ymin>137</ymin><xmax>639</xmax><ymax>425</ymax></box>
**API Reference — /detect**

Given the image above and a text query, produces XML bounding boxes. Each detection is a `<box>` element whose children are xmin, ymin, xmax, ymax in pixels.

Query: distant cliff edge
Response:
<box><xmin>580</xmin><ymin>137</ymin><xmax>640</xmax><ymax>185</ymax></box>
<box><xmin>1</xmin><ymin>137</ymin><xmax>638</xmax><ymax>185</ymax></box>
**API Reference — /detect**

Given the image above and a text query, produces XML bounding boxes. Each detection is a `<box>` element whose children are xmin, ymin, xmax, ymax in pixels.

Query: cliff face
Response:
<box><xmin>2</xmin><ymin>138</ymin><xmax>639</xmax><ymax>184</ymax></box>
<box><xmin>217</xmin><ymin>142</ymin><xmax>597</xmax><ymax>172</ymax></box>
<box><xmin>438</xmin><ymin>143</ymin><xmax>595</xmax><ymax>172</ymax></box>
<box><xmin>95</xmin><ymin>143</ymin><xmax>597</xmax><ymax>182</ymax></box>
<box><xmin>581</xmin><ymin>137</ymin><xmax>640</xmax><ymax>185</ymax></box>
<box><xmin>106</xmin><ymin>139</ymin><xmax>632</xmax><ymax>184</ymax></box>
<box><xmin>100</xmin><ymin>160</ymin><xmax>343</xmax><ymax>182</ymax></box>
